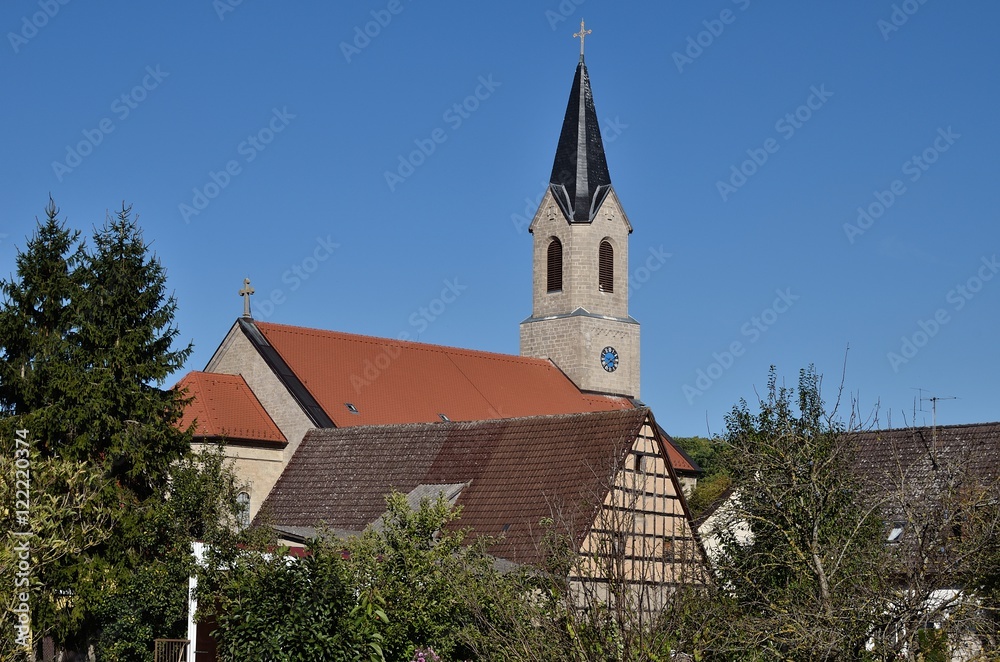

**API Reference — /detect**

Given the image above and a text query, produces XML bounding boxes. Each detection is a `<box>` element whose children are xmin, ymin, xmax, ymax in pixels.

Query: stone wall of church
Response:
<box><xmin>528</xmin><ymin>189</ymin><xmax>631</xmax><ymax>320</ymax></box>
<box><xmin>521</xmin><ymin>313</ymin><xmax>640</xmax><ymax>398</ymax></box>
<box><xmin>522</xmin><ymin>188</ymin><xmax>639</xmax><ymax>398</ymax></box>
<box><xmin>205</xmin><ymin>324</ymin><xmax>315</xmax><ymax>517</ymax></box>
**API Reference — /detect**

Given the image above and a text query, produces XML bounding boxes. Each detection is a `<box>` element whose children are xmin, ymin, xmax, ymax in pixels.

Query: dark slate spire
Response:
<box><xmin>548</xmin><ymin>57</ymin><xmax>612</xmax><ymax>223</ymax></box>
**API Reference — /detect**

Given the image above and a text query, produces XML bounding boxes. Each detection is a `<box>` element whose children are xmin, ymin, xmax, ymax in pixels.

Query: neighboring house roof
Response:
<box><xmin>220</xmin><ymin>319</ymin><xmax>697</xmax><ymax>473</ymax></box>
<box><xmin>853</xmin><ymin>421</ymin><xmax>1000</xmax><ymax>488</ymax></box>
<box><xmin>258</xmin><ymin>408</ymin><xmax>667</xmax><ymax>565</ymax></box>
<box><xmin>655</xmin><ymin>423</ymin><xmax>703</xmax><ymax>477</ymax></box>
<box><xmin>696</xmin><ymin>421</ymin><xmax>1000</xmax><ymax>555</ymax></box>
<box><xmin>176</xmin><ymin>371</ymin><xmax>286</xmax><ymax>444</ymax></box>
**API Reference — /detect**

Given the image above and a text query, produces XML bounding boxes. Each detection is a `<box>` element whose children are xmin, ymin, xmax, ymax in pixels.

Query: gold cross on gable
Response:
<box><xmin>239</xmin><ymin>277</ymin><xmax>255</xmax><ymax>318</ymax></box>
<box><xmin>573</xmin><ymin>19</ymin><xmax>592</xmax><ymax>57</ymax></box>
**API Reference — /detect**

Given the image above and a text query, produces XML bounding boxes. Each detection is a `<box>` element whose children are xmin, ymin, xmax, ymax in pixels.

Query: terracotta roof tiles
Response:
<box><xmin>176</xmin><ymin>371</ymin><xmax>286</xmax><ymax>444</ymax></box>
<box><xmin>248</xmin><ymin>321</ymin><xmax>696</xmax><ymax>472</ymax></box>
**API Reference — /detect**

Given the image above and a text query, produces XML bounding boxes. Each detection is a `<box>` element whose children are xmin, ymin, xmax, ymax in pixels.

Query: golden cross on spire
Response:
<box><xmin>573</xmin><ymin>19</ymin><xmax>592</xmax><ymax>58</ymax></box>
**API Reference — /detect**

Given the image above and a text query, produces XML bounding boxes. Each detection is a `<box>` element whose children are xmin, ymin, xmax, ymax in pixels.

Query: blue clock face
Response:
<box><xmin>601</xmin><ymin>346</ymin><xmax>619</xmax><ymax>372</ymax></box>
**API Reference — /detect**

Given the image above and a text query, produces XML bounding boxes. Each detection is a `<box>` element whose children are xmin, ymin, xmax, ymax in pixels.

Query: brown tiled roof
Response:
<box><xmin>250</xmin><ymin>322</ymin><xmax>697</xmax><ymax>473</ymax></box>
<box><xmin>176</xmin><ymin>371</ymin><xmax>286</xmax><ymax>444</ymax></box>
<box><xmin>258</xmin><ymin>408</ymin><xmax>656</xmax><ymax>565</ymax></box>
<box><xmin>852</xmin><ymin>421</ymin><xmax>1000</xmax><ymax>487</ymax></box>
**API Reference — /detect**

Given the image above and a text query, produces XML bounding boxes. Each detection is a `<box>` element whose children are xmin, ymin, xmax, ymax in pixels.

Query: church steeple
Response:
<box><xmin>520</xmin><ymin>37</ymin><xmax>641</xmax><ymax>400</ymax></box>
<box><xmin>549</xmin><ymin>29</ymin><xmax>611</xmax><ymax>224</ymax></box>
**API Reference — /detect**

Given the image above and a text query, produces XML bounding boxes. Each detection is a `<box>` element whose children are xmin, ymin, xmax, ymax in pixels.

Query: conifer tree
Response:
<box><xmin>0</xmin><ymin>200</ymin><xmax>203</xmax><ymax>657</ymax></box>
<box><xmin>0</xmin><ymin>197</ymin><xmax>82</xmax><ymax>451</ymax></box>
<box><xmin>72</xmin><ymin>202</ymin><xmax>192</xmax><ymax>500</ymax></box>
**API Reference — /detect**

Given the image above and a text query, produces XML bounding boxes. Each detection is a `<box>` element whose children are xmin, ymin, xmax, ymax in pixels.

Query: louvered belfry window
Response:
<box><xmin>547</xmin><ymin>238</ymin><xmax>563</xmax><ymax>292</ymax></box>
<box><xmin>599</xmin><ymin>240</ymin><xmax>614</xmax><ymax>293</ymax></box>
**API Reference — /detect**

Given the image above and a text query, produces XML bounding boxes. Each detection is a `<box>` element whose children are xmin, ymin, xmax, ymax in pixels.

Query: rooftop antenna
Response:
<box><xmin>912</xmin><ymin>388</ymin><xmax>957</xmax><ymax>443</ymax></box>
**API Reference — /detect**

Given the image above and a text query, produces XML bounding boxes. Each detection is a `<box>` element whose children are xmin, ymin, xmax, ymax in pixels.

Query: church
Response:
<box><xmin>176</xmin><ymin>26</ymin><xmax>707</xmax><ymax>587</ymax></box>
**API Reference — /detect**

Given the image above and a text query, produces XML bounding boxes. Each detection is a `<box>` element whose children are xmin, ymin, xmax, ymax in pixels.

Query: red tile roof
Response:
<box><xmin>176</xmin><ymin>371</ymin><xmax>286</xmax><ymax>444</ymax></box>
<box><xmin>252</xmin><ymin>322</ymin><xmax>698</xmax><ymax>472</ymax></box>
<box><xmin>258</xmin><ymin>408</ymin><xmax>682</xmax><ymax>565</ymax></box>
<box><xmin>255</xmin><ymin>321</ymin><xmax>626</xmax><ymax>422</ymax></box>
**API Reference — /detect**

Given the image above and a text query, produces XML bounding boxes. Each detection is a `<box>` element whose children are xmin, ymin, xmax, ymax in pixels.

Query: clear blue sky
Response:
<box><xmin>2</xmin><ymin>2</ymin><xmax>997</xmax><ymax>436</ymax></box>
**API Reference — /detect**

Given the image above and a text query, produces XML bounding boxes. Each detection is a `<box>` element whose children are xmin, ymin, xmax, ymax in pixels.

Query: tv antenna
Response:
<box><xmin>912</xmin><ymin>388</ymin><xmax>957</xmax><ymax>442</ymax></box>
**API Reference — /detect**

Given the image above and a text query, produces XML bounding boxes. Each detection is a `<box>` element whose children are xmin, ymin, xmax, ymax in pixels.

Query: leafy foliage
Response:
<box><xmin>692</xmin><ymin>366</ymin><xmax>1000</xmax><ymax>660</ymax></box>
<box><xmin>0</xmin><ymin>445</ymin><xmax>113</xmax><ymax>661</ymax></box>
<box><xmin>707</xmin><ymin>366</ymin><xmax>888</xmax><ymax>659</ymax></box>
<box><xmin>672</xmin><ymin>435</ymin><xmax>733</xmax><ymax>519</ymax></box>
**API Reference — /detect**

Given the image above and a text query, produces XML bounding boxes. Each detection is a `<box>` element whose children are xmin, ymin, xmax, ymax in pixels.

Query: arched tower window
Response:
<box><xmin>599</xmin><ymin>240</ymin><xmax>614</xmax><ymax>293</ymax></box>
<box><xmin>236</xmin><ymin>491</ymin><xmax>250</xmax><ymax>530</ymax></box>
<box><xmin>547</xmin><ymin>238</ymin><xmax>563</xmax><ymax>292</ymax></box>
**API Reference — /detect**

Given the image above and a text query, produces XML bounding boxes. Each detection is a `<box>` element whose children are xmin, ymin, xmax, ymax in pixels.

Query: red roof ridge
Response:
<box><xmin>255</xmin><ymin>320</ymin><xmax>557</xmax><ymax>367</ymax></box>
<box><xmin>303</xmin><ymin>406</ymin><xmax>650</xmax><ymax>434</ymax></box>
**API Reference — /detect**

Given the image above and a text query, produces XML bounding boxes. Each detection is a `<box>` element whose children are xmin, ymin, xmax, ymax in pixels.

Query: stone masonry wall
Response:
<box><xmin>204</xmin><ymin>324</ymin><xmax>315</xmax><ymax>518</ymax></box>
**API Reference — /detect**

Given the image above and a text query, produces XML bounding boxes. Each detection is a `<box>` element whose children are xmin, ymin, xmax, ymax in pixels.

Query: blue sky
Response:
<box><xmin>2</xmin><ymin>1</ymin><xmax>997</xmax><ymax>437</ymax></box>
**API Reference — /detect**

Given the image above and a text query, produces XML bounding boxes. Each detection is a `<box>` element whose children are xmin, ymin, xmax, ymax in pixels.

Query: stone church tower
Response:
<box><xmin>520</xmin><ymin>48</ymin><xmax>640</xmax><ymax>399</ymax></box>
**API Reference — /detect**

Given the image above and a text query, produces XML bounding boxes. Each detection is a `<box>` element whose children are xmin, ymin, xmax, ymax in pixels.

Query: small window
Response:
<box><xmin>599</xmin><ymin>240</ymin><xmax>614</xmax><ymax>293</ymax></box>
<box><xmin>438</xmin><ymin>413</ymin><xmax>450</xmax><ymax>422</ymax></box>
<box><xmin>345</xmin><ymin>403</ymin><xmax>359</xmax><ymax>414</ymax></box>
<box><xmin>633</xmin><ymin>454</ymin><xmax>648</xmax><ymax>473</ymax></box>
<box><xmin>546</xmin><ymin>238</ymin><xmax>563</xmax><ymax>292</ymax></box>
<box><xmin>236</xmin><ymin>491</ymin><xmax>250</xmax><ymax>530</ymax></box>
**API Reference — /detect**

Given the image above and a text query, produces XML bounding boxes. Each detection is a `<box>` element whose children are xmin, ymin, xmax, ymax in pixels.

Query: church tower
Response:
<box><xmin>520</xmin><ymin>34</ymin><xmax>640</xmax><ymax>399</ymax></box>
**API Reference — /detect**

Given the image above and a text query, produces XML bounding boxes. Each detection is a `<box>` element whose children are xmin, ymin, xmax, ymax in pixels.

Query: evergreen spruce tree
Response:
<box><xmin>72</xmin><ymin>203</ymin><xmax>203</xmax><ymax>661</ymax></box>
<box><xmin>0</xmin><ymin>197</ymin><xmax>83</xmax><ymax>451</ymax></box>
<box><xmin>73</xmin><ymin>202</ymin><xmax>192</xmax><ymax>500</ymax></box>
<box><xmin>0</xmin><ymin>200</ymin><xmax>203</xmax><ymax>657</ymax></box>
